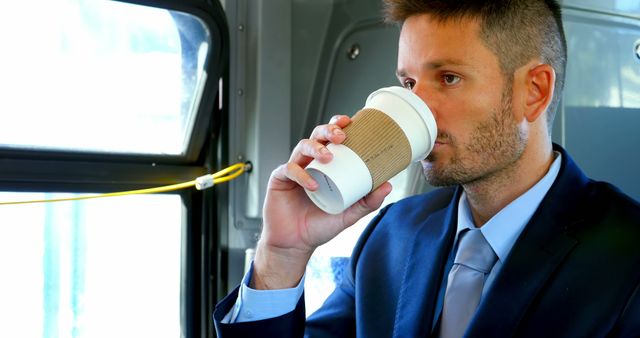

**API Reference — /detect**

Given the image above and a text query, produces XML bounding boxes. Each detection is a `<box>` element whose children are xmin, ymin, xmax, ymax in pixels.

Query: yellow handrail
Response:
<box><xmin>0</xmin><ymin>162</ymin><xmax>250</xmax><ymax>205</ymax></box>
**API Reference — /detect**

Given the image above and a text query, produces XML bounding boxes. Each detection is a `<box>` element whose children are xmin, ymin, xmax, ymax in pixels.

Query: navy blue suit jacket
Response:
<box><xmin>214</xmin><ymin>145</ymin><xmax>640</xmax><ymax>337</ymax></box>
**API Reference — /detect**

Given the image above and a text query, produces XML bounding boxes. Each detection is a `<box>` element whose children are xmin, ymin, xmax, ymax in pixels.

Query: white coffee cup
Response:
<box><xmin>305</xmin><ymin>86</ymin><xmax>437</xmax><ymax>214</ymax></box>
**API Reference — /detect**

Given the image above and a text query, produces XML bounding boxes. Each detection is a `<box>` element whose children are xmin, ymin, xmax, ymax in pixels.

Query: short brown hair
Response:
<box><xmin>383</xmin><ymin>0</ymin><xmax>567</xmax><ymax>131</ymax></box>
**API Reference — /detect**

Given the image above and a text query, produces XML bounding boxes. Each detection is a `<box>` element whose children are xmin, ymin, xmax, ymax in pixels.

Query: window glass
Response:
<box><xmin>0</xmin><ymin>0</ymin><xmax>210</xmax><ymax>155</ymax></box>
<box><xmin>0</xmin><ymin>193</ymin><xmax>183</xmax><ymax>338</ymax></box>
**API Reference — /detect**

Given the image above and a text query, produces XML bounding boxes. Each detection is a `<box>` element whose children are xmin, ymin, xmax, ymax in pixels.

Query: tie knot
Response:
<box><xmin>454</xmin><ymin>229</ymin><xmax>498</xmax><ymax>273</ymax></box>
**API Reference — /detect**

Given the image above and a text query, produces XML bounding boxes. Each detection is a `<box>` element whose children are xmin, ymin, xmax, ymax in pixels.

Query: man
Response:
<box><xmin>214</xmin><ymin>0</ymin><xmax>640</xmax><ymax>337</ymax></box>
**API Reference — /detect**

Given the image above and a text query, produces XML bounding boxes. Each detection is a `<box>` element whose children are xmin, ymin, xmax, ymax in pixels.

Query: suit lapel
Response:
<box><xmin>392</xmin><ymin>190</ymin><xmax>460</xmax><ymax>338</ymax></box>
<box><xmin>466</xmin><ymin>213</ymin><xmax>579</xmax><ymax>337</ymax></box>
<box><xmin>466</xmin><ymin>145</ymin><xmax>589</xmax><ymax>337</ymax></box>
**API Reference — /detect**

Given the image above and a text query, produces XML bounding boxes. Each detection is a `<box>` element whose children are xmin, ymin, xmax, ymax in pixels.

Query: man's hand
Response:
<box><xmin>252</xmin><ymin>115</ymin><xmax>393</xmax><ymax>290</ymax></box>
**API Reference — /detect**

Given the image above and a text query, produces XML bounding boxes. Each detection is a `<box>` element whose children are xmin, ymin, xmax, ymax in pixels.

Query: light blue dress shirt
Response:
<box><xmin>221</xmin><ymin>265</ymin><xmax>306</xmax><ymax>323</ymax></box>
<box><xmin>222</xmin><ymin>153</ymin><xmax>562</xmax><ymax>324</ymax></box>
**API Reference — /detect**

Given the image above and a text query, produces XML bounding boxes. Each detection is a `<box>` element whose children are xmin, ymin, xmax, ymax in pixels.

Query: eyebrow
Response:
<box><xmin>396</xmin><ymin>58</ymin><xmax>469</xmax><ymax>78</ymax></box>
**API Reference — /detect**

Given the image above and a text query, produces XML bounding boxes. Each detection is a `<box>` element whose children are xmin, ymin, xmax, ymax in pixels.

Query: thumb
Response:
<box><xmin>342</xmin><ymin>182</ymin><xmax>393</xmax><ymax>225</ymax></box>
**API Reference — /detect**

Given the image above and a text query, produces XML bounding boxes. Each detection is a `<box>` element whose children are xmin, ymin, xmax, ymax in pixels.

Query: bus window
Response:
<box><xmin>0</xmin><ymin>0</ymin><xmax>209</xmax><ymax>155</ymax></box>
<box><xmin>0</xmin><ymin>0</ymin><xmax>228</xmax><ymax>337</ymax></box>
<box><xmin>0</xmin><ymin>193</ymin><xmax>182</xmax><ymax>337</ymax></box>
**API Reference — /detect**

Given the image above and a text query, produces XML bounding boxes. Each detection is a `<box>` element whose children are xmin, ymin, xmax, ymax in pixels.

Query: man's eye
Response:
<box><xmin>442</xmin><ymin>74</ymin><xmax>461</xmax><ymax>86</ymax></box>
<box><xmin>403</xmin><ymin>79</ymin><xmax>415</xmax><ymax>90</ymax></box>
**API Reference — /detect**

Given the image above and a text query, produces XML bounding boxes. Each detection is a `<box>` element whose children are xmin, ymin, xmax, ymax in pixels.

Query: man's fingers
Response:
<box><xmin>270</xmin><ymin>116</ymin><xmax>354</xmax><ymax>197</ymax></box>
<box><xmin>284</xmin><ymin>116</ymin><xmax>353</xmax><ymax>170</ymax></box>
<box><xmin>289</xmin><ymin>139</ymin><xmax>333</xmax><ymax>165</ymax></box>
<box><xmin>309</xmin><ymin>123</ymin><xmax>347</xmax><ymax>144</ymax></box>
<box><xmin>329</xmin><ymin>115</ymin><xmax>352</xmax><ymax>128</ymax></box>
<box><xmin>361</xmin><ymin>182</ymin><xmax>393</xmax><ymax>211</ymax></box>
<box><xmin>271</xmin><ymin>162</ymin><xmax>319</xmax><ymax>191</ymax></box>
<box><xmin>343</xmin><ymin>182</ymin><xmax>393</xmax><ymax>223</ymax></box>
<box><xmin>308</xmin><ymin>115</ymin><xmax>350</xmax><ymax>144</ymax></box>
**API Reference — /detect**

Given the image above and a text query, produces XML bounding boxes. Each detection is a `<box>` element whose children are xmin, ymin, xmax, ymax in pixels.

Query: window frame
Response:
<box><xmin>0</xmin><ymin>0</ymin><xmax>229</xmax><ymax>337</ymax></box>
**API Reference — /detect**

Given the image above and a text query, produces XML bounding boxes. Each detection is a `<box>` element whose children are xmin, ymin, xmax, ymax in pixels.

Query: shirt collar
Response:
<box><xmin>456</xmin><ymin>152</ymin><xmax>563</xmax><ymax>262</ymax></box>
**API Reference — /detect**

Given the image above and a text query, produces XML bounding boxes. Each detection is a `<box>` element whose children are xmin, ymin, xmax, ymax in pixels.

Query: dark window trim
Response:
<box><xmin>0</xmin><ymin>157</ymin><xmax>206</xmax><ymax>192</ymax></box>
<box><xmin>0</xmin><ymin>1</ymin><xmax>229</xmax><ymax>338</ymax></box>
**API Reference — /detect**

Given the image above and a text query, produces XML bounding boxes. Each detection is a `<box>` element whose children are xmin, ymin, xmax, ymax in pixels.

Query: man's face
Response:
<box><xmin>396</xmin><ymin>14</ymin><xmax>527</xmax><ymax>187</ymax></box>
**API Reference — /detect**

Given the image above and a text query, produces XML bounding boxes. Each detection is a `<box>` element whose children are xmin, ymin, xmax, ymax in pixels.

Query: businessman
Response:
<box><xmin>214</xmin><ymin>0</ymin><xmax>640</xmax><ymax>337</ymax></box>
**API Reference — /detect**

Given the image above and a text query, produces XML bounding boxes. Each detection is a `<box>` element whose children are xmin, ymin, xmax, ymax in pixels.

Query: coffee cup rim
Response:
<box><xmin>365</xmin><ymin>86</ymin><xmax>437</xmax><ymax>141</ymax></box>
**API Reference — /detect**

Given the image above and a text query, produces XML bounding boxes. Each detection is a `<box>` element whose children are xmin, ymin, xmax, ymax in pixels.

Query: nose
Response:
<box><xmin>411</xmin><ymin>84</ymin><xmax>439</xmax><ymax>121</ymax></box>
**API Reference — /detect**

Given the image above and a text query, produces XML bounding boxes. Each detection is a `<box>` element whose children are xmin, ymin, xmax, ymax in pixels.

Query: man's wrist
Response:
<box><xmin>251</xmin><ymin>241</ymin><xmax>313</xmax><ymax>290</ymax></box>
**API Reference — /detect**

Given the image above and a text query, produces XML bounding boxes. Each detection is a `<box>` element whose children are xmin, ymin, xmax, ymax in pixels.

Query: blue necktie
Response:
<box><xmin>439</xmin><ymin>229</ymin><xmax>498</xmax><ymax>338</ymax></box>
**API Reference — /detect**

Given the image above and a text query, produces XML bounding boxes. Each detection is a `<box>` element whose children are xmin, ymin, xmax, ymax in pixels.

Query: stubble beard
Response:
<box><xmin>422</xmin><ymin>87</ymin><xmax>527</xmax><ymax>187</ymax></box>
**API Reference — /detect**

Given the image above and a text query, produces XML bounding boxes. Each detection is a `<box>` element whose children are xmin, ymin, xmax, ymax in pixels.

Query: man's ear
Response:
<box><xmin>524</xmin><ymin>64</ymin><xmax>555</xmax><ymax>123</ymax></box>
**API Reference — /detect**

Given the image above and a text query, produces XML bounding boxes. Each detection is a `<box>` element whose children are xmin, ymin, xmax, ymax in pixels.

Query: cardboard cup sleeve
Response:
<box><xmin>305</xmin><ymin>86</ymin><xmax>437</xmax><ymax>214</ymax></box>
